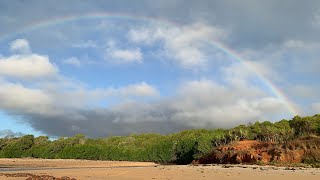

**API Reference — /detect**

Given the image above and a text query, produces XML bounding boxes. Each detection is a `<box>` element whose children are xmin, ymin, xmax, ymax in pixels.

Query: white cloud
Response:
<box><xmin>117</xmin><ymin>82</ymin><xmax>159</xmax><ymax>97</ymax></box>
<box><xmin>167</xmin><ymin>79</ymin><xmax>288</xmax><ymax>128</ymax></box>
<box><xmin>106</xmin><ymin>47</ymin><xmax>143</xmax><ymax>63</ymax></box>
<box><xmin>0</xmin><ymin>80</ymin><xmax>159</xmax><ymax>120</ymax></box>
<box><xmin>105</xmin><ymin>79</ymin><xmax>284</xmax><ymax>128</ymax></box>
<box><xmin>10</xmin><ymin>39</ymin><xmax>31</xmax><ymax>54</ymax></box>
<box><xmin>284</xmin><ymin>40</ymin><xmax>307</xmax><ymax>49</ymax></box>
<box><xmin>253</xmin><ymin>97</ymin><xmax>287</xmax><ymax>114</ymax></box>
<box><xmin>1</xmin><ymin>40</ymin><xmax>292</xmax><ymax>137</ymax></box>
<box><xmin>283</xmin><ymin>40</ymin><xmax>320</xmax><ymax>49</ymax></box>
<box><xmin>312</xmin><ymin>10</ymin><xmax>320</xmax><ymax>28</ymax></box>
<box><xmin>0</xmin><ymin>54</ymin><xmax>58</xmax><ymax>79</ymax></box>
<box><xmin>0</xmin><ymin>39</ymin><xmax>58</xmax><ymax>79</ymax></box>
<box><xmin>0</xmin><ymin>39</ymin><xmax>158</xmax><ymax>118</ymax></box>
<box><xmin>128</xmin><ymin>23</ymin><xmax>228</xmax><ymax>68</ymax></box>
<box><xmin>63</xmin><ymin>57</ymin><xmax>81</xmax><ymax>67</ymax></box>
<box><xmin>0</xmin><ymin>82</ymin><xmax>53</xmax><ymax>114</ymax></box>
<box><xmin>0</xmin><ymin>38</ymin><xmax>298</xmax><ymax>137</ymax></box>
<box><xmin>47</xmin><ymin>82</ymin><xmax>159</xmax><ymax>109</ymax></box>
<box><xmin>0</xmin><ymin>68</ymin><xmax>292</xmax><ymax>137</ymax></box>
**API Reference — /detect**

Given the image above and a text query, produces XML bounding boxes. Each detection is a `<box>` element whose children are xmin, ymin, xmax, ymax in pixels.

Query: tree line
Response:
<box><xmin>0</xmin><ymin>114</ymin><xmax>319</xmax><ymax>164</ymax></box>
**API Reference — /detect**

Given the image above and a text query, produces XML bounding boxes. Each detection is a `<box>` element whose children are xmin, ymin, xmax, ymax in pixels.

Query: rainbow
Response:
<box><xmin>0</xmin><ymin>12</ymin><xmax>300</xmax><ymax>116</ymax></box>
<box><xmin>208</xmin><ymin>42</ymin><xmax>300</xmax><ymax>116</ymax></box>
<box><xmin>0</xmin><ymin>12</ymin><xmax>177</xmax><ymax>42</ymax></box>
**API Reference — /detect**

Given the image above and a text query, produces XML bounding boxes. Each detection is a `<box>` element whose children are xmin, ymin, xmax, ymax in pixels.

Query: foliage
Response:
<box><xmin>0</xmin><ymin>114</ymin><xmax>319</xmax><ymax>164</ymax></box>
<box><xmin>302</xmin><ymin>149</ymin><xmax>320</xmax><ymax>165</ymax></box>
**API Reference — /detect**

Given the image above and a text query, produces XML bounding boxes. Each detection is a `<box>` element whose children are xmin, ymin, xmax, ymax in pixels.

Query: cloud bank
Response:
<box><xmin>0</xmin><ymin>40</ymin><xmax>291</xmax><ymax>137</ymax></box>
<box><xmin>1</xmin><ymin>1</ymin><xmax>320</xmax><ymax>137</ymax></box>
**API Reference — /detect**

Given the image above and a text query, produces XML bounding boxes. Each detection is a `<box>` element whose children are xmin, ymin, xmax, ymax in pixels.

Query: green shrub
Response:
<box><xmin>59</xmin><ymin>144</ymin><xmax>105</xmax><ymax>160</ymax></box>
<box><xmin>0</xmin><ymin>114</ymin><xmax>319</xmax><ymax>165</ymax></box>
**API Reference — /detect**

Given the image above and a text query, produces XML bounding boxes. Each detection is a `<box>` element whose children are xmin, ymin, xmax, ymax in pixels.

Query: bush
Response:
<box><xmin>302</xmin><ymin>149</ymin><xmax>320</xmax><ymax>164</ymax></box>
<box><xmin>59</xmin><ymin>144</ymin><xmax>105</xmax><ymax>160</ymax></box>
<box><xmin>0</xmin><ymin>114</ymin><xmax>319</xmax><ymax>165</ymax></box>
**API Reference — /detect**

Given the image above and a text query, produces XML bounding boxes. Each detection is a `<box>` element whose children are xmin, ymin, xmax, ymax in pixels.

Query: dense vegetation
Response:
<box><xmin>0</xmin><ymin>114</ymin><xmax>319</xmax><ymax>165</ymax></box>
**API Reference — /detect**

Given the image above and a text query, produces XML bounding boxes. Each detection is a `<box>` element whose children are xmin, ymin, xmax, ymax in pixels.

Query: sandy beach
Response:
<box><xmin>0</xmin><ymin>158</ymin><xmax>319</xmax><ymax>179</ymax></box>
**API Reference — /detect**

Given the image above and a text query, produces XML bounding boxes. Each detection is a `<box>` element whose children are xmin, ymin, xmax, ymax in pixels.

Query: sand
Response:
<box><xmin>0</xmin><ymin>158</ymin><xmax>319</xmax><ymax>179</ymax></box>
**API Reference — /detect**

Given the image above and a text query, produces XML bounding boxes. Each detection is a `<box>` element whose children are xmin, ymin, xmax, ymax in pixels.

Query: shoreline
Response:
<box><xmin>0</xmin><ymin>158</ymin><xmax>319</xmax><ymax>179</ymax></box>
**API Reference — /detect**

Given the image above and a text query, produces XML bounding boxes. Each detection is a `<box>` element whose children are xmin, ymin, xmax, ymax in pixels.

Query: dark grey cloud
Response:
<box><xmin>1</xmin><ymin>0</ymin><xmax>320</xmax><ymax>49</ymax></box>
<box><xmin>6</xmin><ymin>78</ymin><xmax>289</xmax><ymax>138</ymax></box>
<box><xmin>24</xmin><ymin>107</ymin><xmax>187</xmax><ymax>137</ymax></box>
<box><xmin>203</xmin><ymin>0</ymin><xmax>320</xmax><ymax>48</ymax></box>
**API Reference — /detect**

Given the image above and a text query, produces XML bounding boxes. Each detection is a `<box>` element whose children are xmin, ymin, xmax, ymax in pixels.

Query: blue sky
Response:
<box><xmin>0</xmin><ymin>0</ymin><xmax>320</xmax><ymax>137</ymax></box>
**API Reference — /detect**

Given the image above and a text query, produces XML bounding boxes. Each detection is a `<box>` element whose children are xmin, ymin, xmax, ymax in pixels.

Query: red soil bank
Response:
<box><xmin>197</xmin><ymin>139</ymin><xmax>319</xmax><ymax>164</ymax></box>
